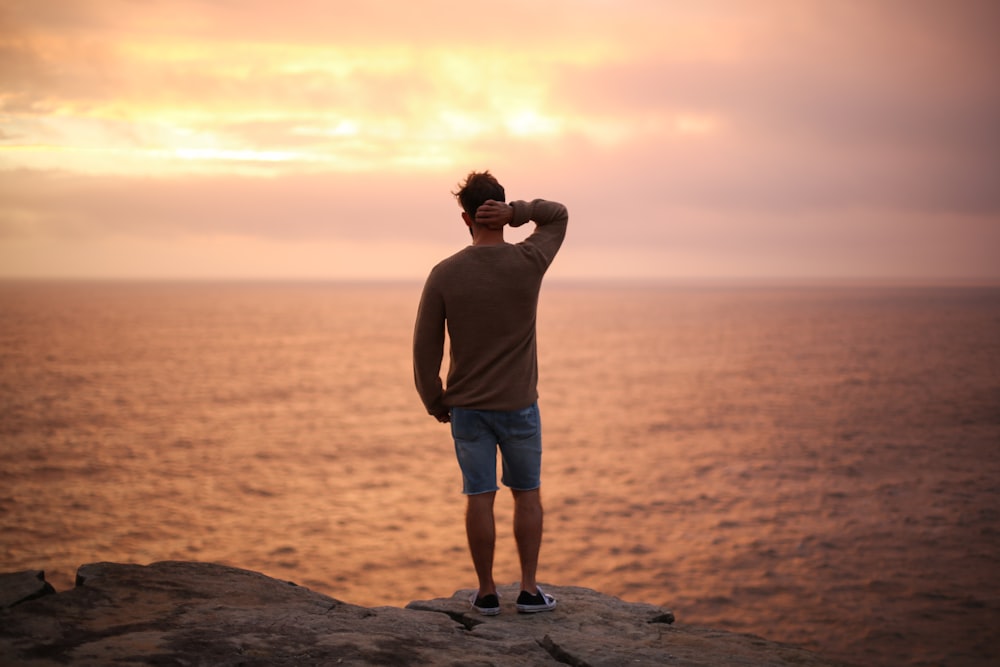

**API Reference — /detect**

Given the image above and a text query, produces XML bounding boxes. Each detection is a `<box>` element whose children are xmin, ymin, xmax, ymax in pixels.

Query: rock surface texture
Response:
<box><xmin>0</xmin><ymin>561</ymin><xmax>850</xmax><ymax>666</ymax></box>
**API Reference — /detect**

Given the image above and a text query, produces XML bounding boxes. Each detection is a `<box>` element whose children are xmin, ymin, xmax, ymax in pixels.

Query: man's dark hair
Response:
<box><xmin>453</xmin><ymin>171</ymin><xmax>505</xmax><ymax>219</ymax></box>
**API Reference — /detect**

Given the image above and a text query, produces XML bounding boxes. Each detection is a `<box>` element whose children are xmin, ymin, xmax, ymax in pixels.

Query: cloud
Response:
<box><xmin>1</xmin><ymin>0</ymin><xmax>998</xmax><ymax>281</ymax></box>
<box><xmin>539</xmin><ymin>18</ymin><xmax>1000</xmax><ymax>217</ymax></box>
<box><xmin>0</xmin><ymin>168</ymin><xmax>469</xmax><ymax>242</ymax></box>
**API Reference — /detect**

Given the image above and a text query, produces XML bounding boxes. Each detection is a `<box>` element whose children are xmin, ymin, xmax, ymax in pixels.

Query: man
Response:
<box><xmin>413</xmin><ymin>170</ymin><xmax>568</xmax><ymax>615</ymax></box>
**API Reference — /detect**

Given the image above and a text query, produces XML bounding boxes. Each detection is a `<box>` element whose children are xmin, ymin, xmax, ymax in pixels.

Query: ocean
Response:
<box><xmin>1</xmin><ymin>281</ymin><xmax>998</xmax><ymax>666</ymax></box>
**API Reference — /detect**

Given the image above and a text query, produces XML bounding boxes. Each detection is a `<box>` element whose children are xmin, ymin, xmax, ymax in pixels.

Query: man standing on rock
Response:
<box><xmin>413</xmin><ymin>170</ymin><xmax>568</xmax><ymax>615</ymax></box>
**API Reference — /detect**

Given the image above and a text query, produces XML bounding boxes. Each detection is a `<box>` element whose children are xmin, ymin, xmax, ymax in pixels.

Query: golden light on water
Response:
<box><xmin>5</xmin><ymin>280</ymin><xmax>998</xmax><ymax>665</ymax></box>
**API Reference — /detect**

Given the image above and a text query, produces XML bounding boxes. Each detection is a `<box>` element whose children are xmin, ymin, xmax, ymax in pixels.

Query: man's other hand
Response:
<box><xmin>435</xmin><ymin>411</ymin><xmax>451</xmax><ymax>423</ymax></box>
<box><xmin>474</xmin><ymin>200</ymin><xmax>513</xmax><ymax>229</ymax></box>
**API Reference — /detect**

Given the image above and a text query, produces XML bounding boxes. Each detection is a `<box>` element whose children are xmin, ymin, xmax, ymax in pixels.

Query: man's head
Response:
<box><xmin>453</xmin><ymin>171</ymin><xmax>505</xmax><ymax>220</ymax></box>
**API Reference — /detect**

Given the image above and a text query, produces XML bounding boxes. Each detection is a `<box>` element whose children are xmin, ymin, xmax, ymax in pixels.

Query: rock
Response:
<box><xmin>0</xmin><ymin>561</ymin><xmax>851</xmax><ymax>666</ymax></box>
<box><xmin>0</xmin><ymin>570</ymin><xmax>55</xmax><ymax>608</ymax></box>
<box><xmin>407</xmin><ymin>585</ymin><xmax>844</xmax><ymax>666</ymax></box>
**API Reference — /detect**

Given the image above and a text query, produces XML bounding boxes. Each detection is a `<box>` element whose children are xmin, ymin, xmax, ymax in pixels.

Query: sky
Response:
<box><xmin>1</xmin><ymin>0</ymin><xmax>998</xmax><ymax>283</ymax></box>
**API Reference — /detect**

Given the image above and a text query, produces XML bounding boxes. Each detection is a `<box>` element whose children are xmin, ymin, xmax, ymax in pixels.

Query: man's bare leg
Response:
<box><xmin>466</xmin><ymin>491</ymin><xmax>497</xmax><ymax>597</ymax></box>
<box><xmin>512</xmin><ymin>488</ymin><xmax>543</xmax><ymax>594</ymax></box>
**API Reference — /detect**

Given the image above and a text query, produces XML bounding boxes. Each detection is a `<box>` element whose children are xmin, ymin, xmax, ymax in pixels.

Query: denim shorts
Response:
<box><xmin>450</xmin><ymin>402</ymin><xmax>542</xmax><ymax>495</ymax></box>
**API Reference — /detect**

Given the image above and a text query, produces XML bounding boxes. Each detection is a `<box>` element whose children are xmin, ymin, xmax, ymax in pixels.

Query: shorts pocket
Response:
<box><xmin>506</xmin><ymin>404</ymin><xmax>540</xmax><ymax>440</ymax></box>
<box><xmin>450</xmin><ymin>409</ymin><xmax>484</xmax><ymax>441</ymax></box>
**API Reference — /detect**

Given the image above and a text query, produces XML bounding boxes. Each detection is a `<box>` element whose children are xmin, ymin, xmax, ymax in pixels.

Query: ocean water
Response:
<box><xmin>1</xmin><ymin>281</ymin><xmax>998</xmax><ymax>666</ymax></box>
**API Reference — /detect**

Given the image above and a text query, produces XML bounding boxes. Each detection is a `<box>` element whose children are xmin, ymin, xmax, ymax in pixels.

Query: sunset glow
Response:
<box><xmin>2</xmin><ymin>0</ymin><xmax>998</xmax><ymax>281</ymax></box>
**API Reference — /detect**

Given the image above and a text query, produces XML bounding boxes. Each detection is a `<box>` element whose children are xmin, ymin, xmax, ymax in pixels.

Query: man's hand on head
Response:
<box><xmin>474</xmin><ymin>200</ymin><xmax>513</xmax><ymax>229</ymax></box>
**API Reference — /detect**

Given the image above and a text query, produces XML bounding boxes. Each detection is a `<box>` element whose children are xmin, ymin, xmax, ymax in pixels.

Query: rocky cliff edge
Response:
<box><xmin>0</xmin><ymin>561</ymin><xmax>849</xmax><ymax>666</ymax></box>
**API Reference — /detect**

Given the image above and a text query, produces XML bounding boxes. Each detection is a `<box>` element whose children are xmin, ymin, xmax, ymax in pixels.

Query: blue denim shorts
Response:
<box><xmin>450</xmin><ymin>402</ymin><xmax>542</xmax><ymax>495</ymax></box>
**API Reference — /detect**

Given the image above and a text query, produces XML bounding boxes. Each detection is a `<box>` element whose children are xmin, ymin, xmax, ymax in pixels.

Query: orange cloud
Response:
<box><xmin>1</xmin><ymin>0</ymin><xmax>998</xmax><ymax>281</ymax></box>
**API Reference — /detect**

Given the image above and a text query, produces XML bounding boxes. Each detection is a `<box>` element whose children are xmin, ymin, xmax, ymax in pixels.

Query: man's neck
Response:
<box><xmin>472</xmin><ymin>228</ymin><xmax>506</xmax><ymax>246</ymax></box>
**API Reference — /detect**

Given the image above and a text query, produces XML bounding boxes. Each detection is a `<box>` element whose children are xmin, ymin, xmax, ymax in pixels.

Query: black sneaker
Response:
<box><xmin>470</xmin><ymin>592</ymin><xmax>501</xmax><ymax>616</ymax></box>
<box><xmin>515</xmin><ymin>587</ymin><xmax>557</xmax><ymax>613</ymax></box>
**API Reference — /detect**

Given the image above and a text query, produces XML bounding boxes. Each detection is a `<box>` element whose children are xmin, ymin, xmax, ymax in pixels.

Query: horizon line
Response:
<box><xmin>2</xmin><ymin>276</ymin><xmax>999</xmax><ymax>289</ymax></box>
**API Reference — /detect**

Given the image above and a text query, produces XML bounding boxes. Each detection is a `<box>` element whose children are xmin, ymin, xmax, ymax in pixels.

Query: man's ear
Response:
<box><xmin>461</xmin><ymin>211</ymin><xmax>473</xmax><ymax>226</ymax></box>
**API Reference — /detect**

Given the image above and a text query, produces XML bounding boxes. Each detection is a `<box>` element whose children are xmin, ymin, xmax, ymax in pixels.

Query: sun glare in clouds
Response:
<box><xmin>2</xmin><ymin>0</ymin><xmax>688</xmax><ymax>184</ymax></box>
<box><xmin>1</xmin><ymin>2</ymin><xmax>697</xmax><ymax>182</ymax></box>
<box><xmin>6</xmin><ymin>38</ymin><xmax>589</xmax><ymax>177</ymax></box>
<box><xmin>3</xmin><ymin>1</ymin><xmax>998</xmax><ymax>281</ymax></box>
<box><xmin>673</xmin><ymin>114</ymin><xmax>719</xmax><ymax>136</ymax></box>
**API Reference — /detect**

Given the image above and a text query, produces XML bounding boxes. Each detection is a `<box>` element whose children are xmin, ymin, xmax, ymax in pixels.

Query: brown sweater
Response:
<box><xmin>413</xmin><ymin>199</ymin><xmax>568</xmax><ymax>416</ymax></box>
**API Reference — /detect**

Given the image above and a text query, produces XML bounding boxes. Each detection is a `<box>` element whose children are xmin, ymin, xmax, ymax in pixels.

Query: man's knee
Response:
<box><xmin>512</xmin><ymin>488</ymin><xmax>542</xmax><ymax>508</ymax></box>
<box><xmin>467</xmin><ymin>490</ymin><xmax>497</xmax><ymax>511</ymax></box>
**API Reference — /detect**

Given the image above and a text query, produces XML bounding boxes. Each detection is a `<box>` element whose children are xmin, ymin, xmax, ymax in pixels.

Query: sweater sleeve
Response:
<box><xmin>510</xmin><ymin>198</ymin><xmax>568</xmax><ymax>268</ymax></box>
<box><xmin>412</xmin><ymin>273</ymin><xmax>448</xmax><ymax>417</ymax></box>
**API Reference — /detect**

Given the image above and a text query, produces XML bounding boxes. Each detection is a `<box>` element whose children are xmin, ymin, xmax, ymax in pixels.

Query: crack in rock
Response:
<box><xmin>539</xmin><ymin>634</ymin><xmax>592</xmax><ymax>667</ymax></box>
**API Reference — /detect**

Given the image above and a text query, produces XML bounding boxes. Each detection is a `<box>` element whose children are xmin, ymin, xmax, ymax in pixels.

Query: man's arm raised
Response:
<box><xmin>511</xmin><ymin>199</ymin><xmax>568</xmax><ymax>266</ymax></box>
